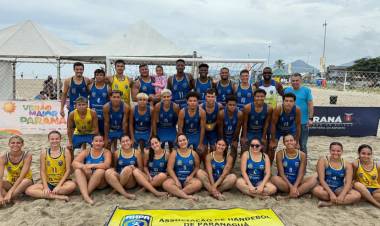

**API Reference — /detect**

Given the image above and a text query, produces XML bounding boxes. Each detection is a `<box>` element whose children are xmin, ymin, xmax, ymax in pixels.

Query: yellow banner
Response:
<box><xmin>106</xmin><ymin>208</ymin><xmax>284</xmax><ymax>226</ymax></box>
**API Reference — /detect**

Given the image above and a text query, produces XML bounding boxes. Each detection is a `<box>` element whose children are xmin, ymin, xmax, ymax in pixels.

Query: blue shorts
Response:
<box><xmin>203</xmin><ymin>130</ymin><xmax>218</xmax><ymax>146</ymax></box>
<box><xmin>247</xmin><ymin>132</ymin><xmax>263</xmax><ymax>142</ymax></box>
<box><xmin>276</xmin><ymin>130</ymin><xmax>296</xmax><ymax>140</ymax></box>
<box><xmin>330</xmin><ymin>186</ymin><xmax>343</xmax><ymax>193</ymax></box>
<box><xmin>367</xmin><ymin>187</ymin><xmax>379</xmax><ymax>194</ymax></box>
<box><xmin>286</xmin><ymin>175</ymin><xmax>297</xmax><ymax>185</ymax></box>
<box><xmin>157</xmin><ymin>127</ymin><xmax>177</xmax><ymax>143</ymax></box>
<box><xmin>134</xmin><ymin>131</ymin><xmax>150</xmax><ymax>148</ymax></box>
<box><xmin>213</xmin><ymin>174</ymin><xmax>221</xmax><ymax>182</ymax></box>
<box><xmin>225</xmin><ymin>135</ymin><xmax>238</xmax><ymax>146</ymax></box>
<box><xmin>72</xmin><ymin>134</ymin><xmax>94</xmax><ymax>149</ymax></box>
<box><xmin>175</xmin><ymin>100</ymin><xmax>187</xmax><ymax>109</ymax></box>
<box><xmin>98</xmin><ymin>119</ymin><xmax>104</xmax><ymax>136</ymax></box>
<box><xmin>249</xmin><ymin>179</ymin><xmax>263</xmax><ymax>187</ymax></box>
<box><xmin>186</xmin><ymin>132</ymin><xmax>200</xmax><ymax>149</ymax></box>
<box><xmin>109</xmin><ymin>130</ymin><xmax>123</xmax><ymax>141</ymax></box>
<box><xmin>48</xmin><ymin>183</ymin><xmax>56</xmax><ymax>190</ymax></box>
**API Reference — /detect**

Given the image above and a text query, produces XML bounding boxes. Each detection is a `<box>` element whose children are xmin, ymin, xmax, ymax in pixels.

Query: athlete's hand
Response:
<box><xmin>43</xmin><ymin>187</ymin><xmax>52</xmax><ymax>195</ymax></box>
<box><xmin>147</xmin><ymin>174</ymin><xmax>153</xmax><ymax>182</ymax></box>
<box><xmin>52</xmin><ymin>186</ymin><xmax>61</xmax><ymax>194</ymax></box>
<box><xmin>0</xmin><ymin>196</ymin><xmax>5</xmax><ymax>205</ymax></box>
<box><xmin>289</xmin><ymin>186</ymin><xmax>299</xmax><ymax>198</ymax></box>
<box><xmin>329</xmin><ymin>192</ymin><xmax>338</xmax><ymax>203</ymax></box>
<box><xmin>175</xmin><ymin>180</ymin><xmax>182</xmax><ymax>189</ymax></box>
<box><xmin>256</xmin><ymin>184</ymin><xmax>264</xmax><ymax>194</ymax></box>
<box><xmin>336</xmin><ymin>194</ymin><xmax>345</xmax><ymax>204</ymax></box>
<box><xmin>60</xmin><ymin>109</ymin><xmax>65</xmax><ymax>117</ymax></box>
<box><xmin>261</xmin><ymin>138</ymin><xmax>267</xmax><ymax>147</ymax></box>
<box><xmin>185</xmin><ymin>175</ymin><xmax>193</xmax><ymax>184</ymax></box>
<box><xmin>240</xmin><ymin>137</ymin><xmax>247</xmax><ymax>146</ymax></box>
<box><xmin>3</xmin><ymin>192</ymin><xmax>12</xmax><ymax>203</ymax></box>
<box><xmin>248</xmin><ymin>185</ymin><xmax>256</xmax><ymax>193</ymax></box>
<box><xmin>308</xmin><ymin>119</ymin><xmax>313</xmax><ymax>127</ymax></box>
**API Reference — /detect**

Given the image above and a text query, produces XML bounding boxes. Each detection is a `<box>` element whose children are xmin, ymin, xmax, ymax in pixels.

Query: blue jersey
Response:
<box><xmin>325</xmin><ymin>157</ymin><xmax>345</xmax><ymax>192</ymax></box>
<box><xmin>216</xmin><ymin>81</ymin><xmax>233</xmax><ymax>105</ymax></box>
<box><xmin>158</xmin><ymin>102</ymin><xmax>178</xmax><ymax>129</ymax></box>
<box><xmin>276</xmin><ymin>105</ymin><xmax>296</xmax><ymax>135</ymax></box>
<box><xmin>247</xmin><ymin>103</ymin><xmax>268</xmax><ymax>135</ymax></box>
<box><xmin>223</xmin><ymin>108</ymin><xmax>239</xmax><ymax>144</ymax></box>
<box><xmin>116</xmin><ymin>149</ymin><xmax>137</xmax><ymax>173</ymax></box>
<box><xmin>211</xmin><ymin>152</ymin><xmax>226</xmax><ymax>181</ymax></box>
<box><xmin>174</xmin><ymin>150</ymin><xmax>195</xmax><ymax>185</ymax></box>
<box><xmin>84</xmin><ymin>149</ymin><xmax>104</xmax><ymax>164</ymax></box>
<box><xmin>69</xmin><ymin>77</ymin><xmax>88</xmax><ymax>113</ymax></box>
<box><xmin>172</xmin><ymin>74</ymin><xmax>191</xmax><ymax>108</ymax></box>
<box><xmin>282</xmin><ymin>150</ymin><xmax>301</xmax><ymax>185</ymax></box>
<box><xmin>236</xmin><ymin>83</ymin><xmax>253</xmax><ymax>110</ymax></box>
<box><xmin>134</xmin><ymin>106</ymin><xmax>151</xmax><ymax>133</ymax></box>
<box><xmin>246</xmin><ymin>152</ymin><xmax>265</xmax><ymax>186</ymax></box>
<box><xmin>109</xmin><ymin>102</ymin><xmax>124</xmax><ymax>131</ymax></box>
<box><xmin>184</xmin><ymin>107</ymin><xmax>201</xmax><ymax>135</ymax></box>
<box><xmin>202</xmin><ymin>103</ymin><xmax>219</xmax><ymax>129</ymax></box>
<box><xmin>139</xmin><ymin>78</ymin><xmax>156</xmax><ymax>96</ymax></box>
<box><xmin>148</xmin><ymin>150</ymin><xmax>167</xmax><ymax>177</ymax></box>
<box><xmin>195</xmin><ymin>78</ymin><xmax>212</xmax><ymax>101</ymax></box>
<box><xmin>284</xmin><ymin>86</ymin><xmax>313</xmax><ymax>124</ymax></box>
<box><xmin>89</xmin><ymin>84</ymin><xmax>109</xmax><ymax>120</ymax></box>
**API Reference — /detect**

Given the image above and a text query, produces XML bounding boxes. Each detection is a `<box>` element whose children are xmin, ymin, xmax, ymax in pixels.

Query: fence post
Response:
<box><xmin>192</xmin><ymin>51</ymin><xmax>197</xmax><ymax>78</ymax></box>
<box><xmin>57</xmin><ymin>58</ymin><xmax>61</xmax><ymax>98</ymax></box>
<box><xmin>12</xmin><ymin>61</ymin><xmax>16</xmax><ymax>100</ymax></box>
<box><xmin>343</xmin><ymin>71</ymin><xmax>347</xmax><ymax>91</ymax></box>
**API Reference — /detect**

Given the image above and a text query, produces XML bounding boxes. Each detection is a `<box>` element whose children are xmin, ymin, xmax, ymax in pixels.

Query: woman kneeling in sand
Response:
<box><xmin>352</xmin><ymin>144</ymin><xmax>380</xmax><ymax>208</ymax></box>
<box><xmin>163</xmin><ymin>133</ymin><xmax>202</xmax><ymax>201</ymax></box>
<box><xmin>133</xmin><ymin>136</ymin><xmax>168</xmax><ymax>197</ymax></box>
<box><xmin>312</xmin><ymin>142</ymin><xmax>361</xmax><ymax>207</ymax></box>
<box><xmin>0</xmin><ymin>135</ymin><xmax>33</xmax><ymax>205</ymax></box>
<box><xmin>26</xmin><ymin>131</ymin><xmax>76</xmax><ymax>201</ymax></box>
<box><xmin>271</xmin><ymin>134</ymin><xmax>317</xmax><ymax>198</ymax></box>
<box><xmin>236</xmin><ymin>139</ymin><xmax>277</xmax><ymax>198</ymax></box>
<box><xmin>72</xmin><ymin>135</ymin><xmax>111</xmax><ymax>204</ymax></box>
<box><xmin>105</xmin><ymin>135</ymin><xmax>142</xmax><ymax>200</ymax></box>
<box><xmin>196</xmin><ymin>139</ymin><xmax>236</xmax><ymax>200</ymax></box>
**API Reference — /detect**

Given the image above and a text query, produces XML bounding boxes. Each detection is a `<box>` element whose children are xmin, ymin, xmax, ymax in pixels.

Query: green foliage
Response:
<box><xmin>274</xmin><ymin>59</ymin><xmax>285</xmax><ymax>69</ymax></box>
<box><xmin>348</xmin><ymin>57</ymin><xmax>380</xmax><ymax>72</ymax></box>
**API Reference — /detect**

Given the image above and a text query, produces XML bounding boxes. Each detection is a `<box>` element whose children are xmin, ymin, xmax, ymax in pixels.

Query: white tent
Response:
<box><xmin>64</xmin><ymin>21</ymin><xmax>190</xmax><ymax>61</ymax></box>
<box><xmin>0</xmin><ymin>20</ymin><xmax>74</xmax><ymax>58</ymax></box>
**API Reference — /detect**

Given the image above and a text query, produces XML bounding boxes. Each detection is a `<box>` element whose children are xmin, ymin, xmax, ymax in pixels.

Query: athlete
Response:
<box><xmin>107</xmin><ymin>59</ymin><xmax>133</xmax><ymax>106</ymax></box>
<box><xmin>162</xmin><ymin>134</ymin><xmax>202</xmax><ymax>200</ymax></box>
<box><xmin>132</xmin><ymin>136</ymin><xmax>169</xmax><ymax>197</ymax></box>
<box><xmin>217</xmin><ymin>95</ymin><xmax>243</xmax><ymax>161</ymax></box>
<box><xmin>196</xmin><ymin>139</ymin><xmax>237</xmax><ymax>200</ymax></box>
<box><xmin>152</xmin><ymin>89</ymin><xmax>179</xmax><ymax>150</ymax></box>
<box><xmin>312</xmin><ymin>142</ymin><xmax>361</xmax><ymax>207</ymax></box>
<box><xmin>166</xmin><ymin>59</ymin><xmax>195</xmax><ymax>109</ymax></box>
<box><xmin>0</xmin><ymin>136</ymin><xmax>33</xmax><ymax>205</ymax></box>
<box><xmin>88</xmin><ymin>68</ymin><xmax>110</xmax><ymax>135</ymax></box>
<box><xmin>236</xmin><ymin>139</ymin><xmax>277</xmax><ymax>198</ymax></box>
<box><xmin>60</xmin><ymin>62</ymin><xmax>90</xmax><ymax>117</ymax></box>
<box><xmin>353</xmin><ymin>144</ymin><xmax>380</xmax><ymax>208</ymax></box>
<box><xmin>103</xmin><ymin>90</ymin><xmax>129</xmax><ymax>151</ymax></box>
<box><xmin>216</xmin><ymin>67</ymin><xmax>234</xmax><ymax>106</ymax></box>
<box><xmin>234</xmin><ymin>69</ymin><xmax>254</xmax><ymax>110</ymax></box>
<box><xmin>72</xmin><ymin>135</ymin><xmax>112</xmax><ymax>204</ymax></box>
<box><xmin>131</xmin><ymin>64</ymin><xmax>157</xmax><ymax>103</ymax></box>
<box><xmin>241</xmin><ymin>89</ymin><xmax>272</xmax><ymax>152</ymax></box>
<box><xmin>177</xmin><ymin>91</ymin><xmax>206</xmax><ymax>160</ymax></box>
<box><xmin>130</xmin><ymin>93</ymin><xmax>153</xmax><ymax>151</ymax></box>
<box><xmin>271</xmin><ymin>134</ymin><xmax>318</xmax><ymax>198</ymax></box>
<box><xmin>105</xmin><ymin>135</ymin><xmax>143</xmax><ymax>200</ymax></box>
<box><xmin>195</xmin><ymin>63</ymin><xmax>215</xmax><ymax>103</ymax></box>
<box><xmin>25</xmin><ymin>131</ymin><xmax>76</xmax><ymax>201</ymax></box>
<box><xmin>254</xmin><ymin>67</ymin><xmax>284</xmax><ymax>109</ymax></box>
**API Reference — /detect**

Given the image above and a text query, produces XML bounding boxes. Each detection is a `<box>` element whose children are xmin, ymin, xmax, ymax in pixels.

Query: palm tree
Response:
<box><xmin>274</xmin><ymin>59</ymin><xmax>285</xmax><ymax>69</ymax></box>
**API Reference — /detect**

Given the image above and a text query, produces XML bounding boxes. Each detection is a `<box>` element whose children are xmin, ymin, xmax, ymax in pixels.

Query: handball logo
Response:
<box><xmin>2</xmin><ymin>102</ymin><xmax>16</xmax><ymax>114</ymax></box>
<box><xmin>120</xmin><ymin>214</ymin><xmax>152</xmax><ymax>226</ymax></box>
<box><xmin>344</xmin><ymin>113</ymin><xmax>353</xmax><ymax>122</ymax></box>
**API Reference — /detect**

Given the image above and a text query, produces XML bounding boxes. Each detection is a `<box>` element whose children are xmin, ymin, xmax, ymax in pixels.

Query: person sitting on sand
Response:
<box><xmin>0</xmin><ymin>135</ymin><xmax>33</xmax><ymax>205</ymax></box>
<box><xmin>236</xmin><ymin>139</ymin><xmax>277</xmax><ymax>198</ymax></box>
<box><xmin>271</xmin><ymin>134</ymin><xmax>317</xmax><ymax>198</ymax></box>
<box><xmin>312</xmin><ymin>142</ymin><xmax>361</xmax><ymax>207</ymax></box>
<box><xmin>104</xmin><ymin>135</ymin><xmax>142</xmax><ymax>200</ymax></box>
<box><xmin>162</xmin><ymin>133</ymin><xmax>202</xmax><ymax>201</ymax></box>
<box><xmin>72</xmin><ymin>135</ymin><xmax>111</xmax><ymax>204</ymax></box>
<box><xmin>132</xmin><ymin>136</ymin><xmax>168</xmax><ymax>197</ymax></box>
<box><xmin>26</xmin><ymin>131</ymin><xmax>76</xmax><ymax>201</ymax></box>
<box><xmin>196</xmin><ymin>139</ymin><xmax>237</xmax><ymax>200</ymax></box>
<box><xmin>352</xmin><ymin>144</ymin><xmax>380</xmax><ymax>208</ymax></box>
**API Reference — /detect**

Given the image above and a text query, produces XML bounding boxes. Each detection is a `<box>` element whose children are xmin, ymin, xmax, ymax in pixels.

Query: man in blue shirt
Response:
<box><xmin>284</xmin><ymin>73</ymin><xmax>314</xmax><ymax>155</ymax></box>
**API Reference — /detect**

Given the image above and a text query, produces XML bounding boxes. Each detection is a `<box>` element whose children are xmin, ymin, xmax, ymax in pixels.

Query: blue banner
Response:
<box><xmin>309</xmin><ymin>107</ymin><xmax>380</xmax><ymax>137</ymax></box>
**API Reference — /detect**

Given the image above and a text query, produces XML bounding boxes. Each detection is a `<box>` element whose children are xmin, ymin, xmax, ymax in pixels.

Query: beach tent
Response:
<box><xmin>0</xmin><ymin>20</ymin><xmax>75</xmax><ymax>99</ymax></box>
<box><xmin>63</xmin><ymin>21</ymin><xmax>191</xmax><ymax>62</ymax></box>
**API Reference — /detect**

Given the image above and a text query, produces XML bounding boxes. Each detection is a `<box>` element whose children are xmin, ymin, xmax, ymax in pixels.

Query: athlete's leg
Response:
<box><xmin>218</xmin><ymin>173</ymin><xmax>237</xmax><ymax>192</ymax></box>
<box><xmin>133</xmin><ymin>168</ymin><xmax>167</xmax><ymax>197</ymax></box>
<box><xmin>105</xmin><ymin>168</ymin><xmax>135</xmax><ymax>199</ymax></box>
<box><xmin>74</xmin><ymin>168</ymin><xmax>94</xmax><ymax>204</ymax></box>
<box><xmin>162</xmin><ymin>178</ymin><xmax>196</xmax><ymax>200</ymax></box>
<box><xmin>183</xmin><ymin>178</ymin><xmax>202</xmax><ymax>195</ymax></box>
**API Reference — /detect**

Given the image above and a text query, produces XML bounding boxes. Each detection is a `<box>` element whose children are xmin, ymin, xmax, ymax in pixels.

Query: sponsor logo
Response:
<box><xmin>120</xmin><ymin>214</ymin><xmax>152</xmax><ymax>226</ymax></box>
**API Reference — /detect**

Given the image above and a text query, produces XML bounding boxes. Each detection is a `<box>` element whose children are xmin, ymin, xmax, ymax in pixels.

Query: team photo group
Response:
<box><xmin>1</xmin><ymin>59</ymin><xmax>380</xmax><ymax>209</ymax></box>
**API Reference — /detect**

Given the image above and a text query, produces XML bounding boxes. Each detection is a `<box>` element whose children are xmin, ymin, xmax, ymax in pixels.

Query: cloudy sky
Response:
<box><xmin>0</xmin><ymin>0</ymin><xmax>379</xmax><ymax>68</ymax></box>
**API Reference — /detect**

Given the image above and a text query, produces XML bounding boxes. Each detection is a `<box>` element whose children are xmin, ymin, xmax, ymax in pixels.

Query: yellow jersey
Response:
<box><xmin>74</xmin><ymin>108</ymin><xmax>94</xmax><ymax>135</ymax></box>
<box><xmin>356</xmin><ymin>160</ymin><xmax>380</xmax><ymax>188</ymax></box>
<box><xmin>5</xmin><ymin>151</ymin><xmax>33</xmax><ymax>184</ymax></box>
<box><xmin>45</xmin><ymin>148</ymin><xmax>66</xmax><ymax>186</ymax></box>
<box><xmin>111</xmin><ymin>75</ymin><xmax>131</xmax><ymax>105</ymax></box>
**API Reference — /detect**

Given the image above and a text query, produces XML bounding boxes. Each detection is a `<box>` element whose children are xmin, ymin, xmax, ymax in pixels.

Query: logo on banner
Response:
<box><xmin>2</xmin><ymin>102</ymin><xmax>16</xmax><ymax>113</ymax></box>
<box><xmin>120</xmin><ymin>214</ymin><xmax>152</xmax><ymax>226</ymax></box>
<box><xmin>344</xmin><ymin>113</ymin><xmax>353</xmax><ymax>122</ymax></box>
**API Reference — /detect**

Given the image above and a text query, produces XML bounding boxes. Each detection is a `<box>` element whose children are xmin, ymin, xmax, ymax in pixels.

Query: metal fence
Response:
<box><xmin>322</xmin><ymin>70</ymin><xmax>380</xmax><ymax>92</ymax></box>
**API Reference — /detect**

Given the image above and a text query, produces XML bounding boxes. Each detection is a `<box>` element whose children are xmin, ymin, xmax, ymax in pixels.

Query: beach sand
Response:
<box><xmin>1</xmin><ymin>85</ymin><xmax>380</xmax><ymax>226</ymax></box>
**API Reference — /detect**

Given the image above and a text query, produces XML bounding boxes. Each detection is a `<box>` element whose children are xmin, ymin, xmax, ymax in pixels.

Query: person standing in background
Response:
<box><xmin>284</xmin><ymin>73</ymin><xmax>314</xmax><ymax>155</ymax></box>
<box><xmin>108</xmin><ymin>60</ymin><xmax>133</xmax><ymax>106</ymax></box>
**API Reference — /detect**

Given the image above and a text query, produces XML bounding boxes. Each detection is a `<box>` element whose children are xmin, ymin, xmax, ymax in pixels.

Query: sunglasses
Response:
<box><xmin>250</xmin><ymin>144</ymin><xmax>261</xmax><ymax>148</ymax></box>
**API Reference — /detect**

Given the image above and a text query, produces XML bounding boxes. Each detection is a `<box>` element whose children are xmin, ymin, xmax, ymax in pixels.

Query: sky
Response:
<box><xmin>0</xmin><ymin>0</ymin><xmax>379</xmax><ymax>72</ymax></box>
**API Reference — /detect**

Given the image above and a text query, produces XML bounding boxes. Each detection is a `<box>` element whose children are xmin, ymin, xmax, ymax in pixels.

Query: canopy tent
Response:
<box><xmin>63</xmin><ymin>21</ymin><xmax>191</xmax><ymax>62</ymax></box>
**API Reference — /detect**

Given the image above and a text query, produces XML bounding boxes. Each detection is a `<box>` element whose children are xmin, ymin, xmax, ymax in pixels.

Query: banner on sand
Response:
<box><xmin>0</xmin><ymin>101</ymin><xmax>67</xmax><ymax>135</ymax></box>
<box><xmin>310</xmin><ymin>107</ymin><xmax>380</xmax><ymax>137</ymax></box>
<box><xmin>106</xmin><ymin>208</ymin><xmax>285</xmax><ymax>226</ymax></box>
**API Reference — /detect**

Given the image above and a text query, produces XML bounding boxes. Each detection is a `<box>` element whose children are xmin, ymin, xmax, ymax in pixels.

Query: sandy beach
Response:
<box><xmin>1</xmin><ymin>84</ymin><xmax>380</xmax><ymax>226</ymax></box>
